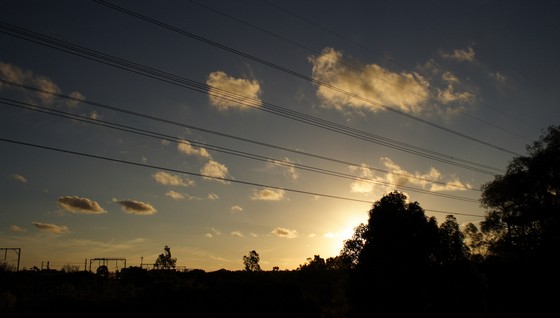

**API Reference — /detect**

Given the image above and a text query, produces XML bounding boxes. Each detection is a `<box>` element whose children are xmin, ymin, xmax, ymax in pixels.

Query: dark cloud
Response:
<box><xmin>57</xmin><ymin>196</ymin><xmax>106</xmax><ymax>214</ymax></box>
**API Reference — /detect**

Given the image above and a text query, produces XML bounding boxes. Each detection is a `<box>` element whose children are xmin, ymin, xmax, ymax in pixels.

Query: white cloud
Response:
<box><xmin>206</xmin><ymin>71</ymin><xmax>262</xmax><ymax>111</ymax></box>
<box><xmin>271</xmin><ymin>227</ymin><xmax>297</xmax><ymax>239</ymax></box>
<box><xmin>201</xmin><ymin>160</ymin><xmax>230</xmax><ymax>183</ymax></box>
<box><xmin>177</xmin><ymin>140</ymin><xmax>211</xmax><ymax>159</ymax></box>
<box><xmin>152</xmin><ymin>171</ymin><xmax>195</xmax><ymax>187</ymax></box>
<box><xmin>308</xmin><ymin>47</ymin><xmax>430</xmax><ymax>114</ymax></box>
<box><xmin>57</xmin><ymin>196</ymin><xmax>107</xmax><ymax>214</ymax></box>
<box><xmin>250</xmin><ymin>188</ymin><xmax>286</xmax><ymax>201</ymax></box>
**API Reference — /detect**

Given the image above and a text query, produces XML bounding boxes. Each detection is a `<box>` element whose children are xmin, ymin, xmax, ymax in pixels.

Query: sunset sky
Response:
<box><xmin>1</xmin><ymin>0</ymin><xmax>558</xmax><ymax>271</ymax></box>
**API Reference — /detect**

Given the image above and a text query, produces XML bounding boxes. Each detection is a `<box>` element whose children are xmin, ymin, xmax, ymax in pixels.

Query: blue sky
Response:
<box><xmin>1</xmin><ymin>0</ymin><xmax>558</xmax><ymax>271</ymax></box>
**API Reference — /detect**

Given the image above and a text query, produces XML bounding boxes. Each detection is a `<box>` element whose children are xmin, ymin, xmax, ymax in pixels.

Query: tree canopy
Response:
<box><xmin>480</xmin><ymin>125</ymin><xmax>560</xmax><ymax>262</ymax></box>
<box><xmin>154</xmin><ymin>245</ymin><xmax>177</xmax><ymax>270</ymax></box>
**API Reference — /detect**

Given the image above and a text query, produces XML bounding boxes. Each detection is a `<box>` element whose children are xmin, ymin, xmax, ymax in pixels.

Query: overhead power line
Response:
<box><xmin>0</xmin><ymin>136</ymin><xmax>485</xmax><ymax>218</ymax></box>
<box><xmin>93</xmin><ymin>0</ymin><xmax>522</xmax><ymax>157</ymax></box>
<box><xmin>0</xmin><ymin>22</ymin><xmax>505</xmax><ymax>175</ymax></box>
<box><xmin>1</xmin><ymin>97</ymin><xmax>481</xmax><ymax>202</ymax></box>
<box><xmin>258</xmin><ymin>0</ymin><xmax>536</xmax><ymax>133</ymax></box>
<box><xmin>188</xmin><ymin>0</ymin><xmax>532</xmax><ymax>142</ymax></box>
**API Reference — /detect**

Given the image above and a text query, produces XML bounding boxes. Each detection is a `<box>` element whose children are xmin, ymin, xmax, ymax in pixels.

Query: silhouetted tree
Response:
<box><xmin>243</xmin><ymin>250</ymin><xmax>261</xmax><ymax>272</ymax></box>
<box><xmin>298</xmin><ymin>255</ymin><xmax>326</xmax><ymax>271</ymax></box>
<box><xmin>351</xmin><ymin>191</ymin><xmax>440</xmax><ymax>316</ymax></box>
<box><xmin>340</xmin><ymin>223</ymin><xmax>367</xmax><ymax>269</ymax></box>
<box><xmin>480</xmin><ymin>125</ymin><xmax>560</xmax><ymax>262</ymax></box>
<box><xmin>154</xmin><ymin>245</ymin><xmax>177</xmax><ymax>270</ymax></box>
<box><xmin>436</xmin><ymin>215</ymin><xmax>470</xmax><ymax>264</ymax></box>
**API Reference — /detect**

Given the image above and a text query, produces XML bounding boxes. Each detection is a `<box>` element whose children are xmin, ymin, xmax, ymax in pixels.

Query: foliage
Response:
<box><xmin>242</xmin><ymin>250</ymin><xmax>261</xmax><ymax>272</ymax></box>
<box><xmin>339</xmin><ymin>223</ymin><xmax>367</xmax><ymax>269</ymax></box>
<box><xmin>154</xmin><ymin>245</ymin><xmax>177</xmax><ymax>270</ymax></box>
<box><xmin>480</xmin><ymin>125</ymin><xmax>560</xmax><ymax>262</ymax></box>
<box><xmin>358</xmin><ymin>191</ymin><xmax>440</xmax><ymax>270</ymax></box>
<box><xmin>436</xmin><ymin>215</ymin><xmax>470</xmax><ymax>264</ymax></box>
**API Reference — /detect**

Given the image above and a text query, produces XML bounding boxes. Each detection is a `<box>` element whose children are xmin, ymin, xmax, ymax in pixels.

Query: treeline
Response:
<box><xmin>1</xmin><ymin>125</ymin><xmax>558</xmax><ymax>317</ymax></box>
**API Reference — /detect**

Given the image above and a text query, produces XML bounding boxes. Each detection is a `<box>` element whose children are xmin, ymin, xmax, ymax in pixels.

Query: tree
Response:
<box><xmin>358</xmin><ymin>191</ymin><xmax>440</xmax><ymax>271</ymax></box>
<box><xmin>350</xmin><ymin>191</ymin><xmax>441</xmax><ymax>316</ymax></box>
<box><xmin>340</xmin><ymin>223</ymin><xmax>368</xmax><ymax>269</ymax></box>
<box><xmin>154</xmin><ymin>245</ymin><xmax>177</xmax><ymax>270</ymax></box>
<box><xmin>298</xmin><ymin>255</ymin><xmax>326</xmax><ymax>271</ymax></box>
<box><xmin>436</xmin><ymin>215</ymin><xmax>470</xmax><ymax>264</ymax></box>
<box><xmin>480</xmin><ymin>125</ymin><xmax>560</xmax><ymax>262</ymax></box>
<box><xmin>243</xmin><ymin>250</ymin><xmax>261</xmax><ymax>272</ymax></box>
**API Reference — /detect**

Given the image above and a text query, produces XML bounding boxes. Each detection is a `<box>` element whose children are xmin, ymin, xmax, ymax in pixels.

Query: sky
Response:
<box><xmin>1</xmin><ymin>0</ymin><xmax>559</xmax><ymax>272</ymax></box>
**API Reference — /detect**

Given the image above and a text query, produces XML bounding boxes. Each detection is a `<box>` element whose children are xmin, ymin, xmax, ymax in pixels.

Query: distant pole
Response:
<box><xmin>84</xmin><ymin>259</ymin><xmax>87</xmax><ymax>271</ymax></box>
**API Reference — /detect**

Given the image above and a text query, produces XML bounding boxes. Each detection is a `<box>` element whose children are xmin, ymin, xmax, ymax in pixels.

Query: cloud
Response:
<box><xmin>205</xmin><ymin>227</ymin><xmax>222</xmax><ymax>238</ymax></box>
<box><xmin>11</xmin><ymin>174</ymin><xmax>27</xmax><ymax>183</ymax></box>
<box><xmin>177</xmin><ymin>140</ymin><xmax>211</xmax><ymax>159</ymax></box>
<box><xmin>32</xmin><ymin>222</ymin><xmax>70</xmax><ymax>234</ymax></box>
<box><xmin>436</xmin><ymin>72</ymin><xmax>474</xmax><ymax>105</ymax></box>
<box><xmin>152</xmin><ymin>171</ymin><xmax>195</xmax><ymax>187</ymax></box>
<box><xmin>348</xmin><ymin>164</ymin><xmax>376</xmax><ymax>194</ymax></box>
<box><xmin>207</xmin><ymin>193</ymin><xmax>220</xmax><ymax>200</ymax></box>
<box><xmin>231</xmin><ymin>205</ymin><xmax>243</xmax><ymax>213</ymax></box>
<box><xmin>440</xmin><ymin>47</ymin><xmax>476</xmax><ymax>62</ymax></box>
<box><xmin>57</xmin><ymin>196</ymin><xmax>107</xmax><ymax>214</ymax></box>
<box><xmin>231</xmin><ymin>231</ymin><xmax>244</xmax><ymax>237</ymax></box>
<box><xmin>271</xmin><ymin>227</ymin><xmax>297</xmax><ymax>239</ymax></box>
<box><xmin>308</xmin><ymin>47</ymin><xmax>430</xmax><ymax>113</ymax></box>
<box><xmin>206</xmin><ymin>71</ymin><xmax>262</xmax><ymax>111</ymax></box>
<box><xmin>0</xmin><ymin>62</ymin><xmax>84</xmax><ymax>107</ymax></box>
<box><xmin>113</xmin><ymin>198</ymin><xmax>157</xmax><ymax>215</ymax></box>
<box><xmin>348</xmin><ymin>158</ymin><xmax>472</xmax><ymax>194</ymax></box>
<box><xmin>266</xmin><ymin>157</ymin><xmax>300</xmax><ymax>181</ymax></box>
<box><xmin>165</xmin><ymin>190</ymin><xmax>184</xmax><ymax>200</ymax></box>
<box><xmin>10</xmin><ymin>224</ymin><xmax>26</xmax><ymax>232</ymax></box>
<box><xmin>379</xmin><ymin>157</ymin><xmax>472</xmax><ymax>192</ymax></box>
<box><xmin>250</xmin><ymin>188</ymin><xmax>286</xmax><ymax>201</ymax></box>
<box><xmin>201</xmin><ymin>160</ymin><xmax>230</xmax><ymax>183</ymax></box>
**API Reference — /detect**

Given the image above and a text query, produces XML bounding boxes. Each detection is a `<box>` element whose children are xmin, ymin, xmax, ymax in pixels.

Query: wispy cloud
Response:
<box><xmin>250</xmin><ymin>188</ymin><xmax>286</xmax><ymax>201</ymax></box>
<box><xmin>57</xmin><ymin>196</ymin><xmax>107</xmax><ymax>214</ymax></box>
<box><xmin>348</xmin><ymin>158</ymin><xmax>472</xmax><ymax>194</ymax></box>
<box><xmin>206</xmin><ymin>71</ymin><xmax>262</xmax><ymax>111</ymax></box>
<box><xmin>11</xmin><ymin>173</ymin><xmax>27</xmax><ymax>184</ymax></box>
<box><xmin>112</xmin><ymin>198</ymin><xmax>157</xmax><ymax>215</ymax></box>
<box><xmin>32</xmin><ymin>222</ymin><xmax>70</xmax><ymax>234</ymax></box>
<box><xmin>177</xmin><ymin>140</ymin><xmax>211</xmax><ymax>159</ymax></box>
<box><xmin>231</xmin><ymin>205</ymin><xmax>243</xmax><ymax>213</ymax></box>
<box><xmin>207</xmin><ymin>193</ymin><xmax>220</xmax><ymax>200</ymax></box>
<box><xmin>10</xmin><ymin>224</ymin><xmax>26</xmax><ymax>232</ymax></box>
<box><xmin>152</xmin><ymin>171</ymin><xmax>195</xmax><ymax>187</ymax></box>
<box><xmin>231</xmin><ymin>230</ymin><xmax>244</xmax><ymax>237</ymax></box>
<box><xmin>266</xmin><ymin>157</ymin><xmax>300</xmax><ymax>182</ymax></box>
<box><xmin>440</xmin><ymin>47</ymin><xmax>476</xmax><ymax>62</ymax></box>
<box><xmin>271</xmin><ymin>227</ymin><xmax>297</xmax><ymax>239</ymax></box>
<box><xmin>0</xmin><ymin>62</ymin><xmax>84</xmax><ymax>107</ymax></box>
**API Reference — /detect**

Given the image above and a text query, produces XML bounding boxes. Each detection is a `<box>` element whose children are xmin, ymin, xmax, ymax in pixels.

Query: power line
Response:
<box><xmin>0</xmin><ymin>136</ymin><xmax>485</xmax><ymax>218</ymax></box>
<box><xmin>259</xmin><ymin>0</ymin><xmax>537</xmax><ymax>134</ymax></box>
<box><xmin>0</xmin><ymin>97</ymin><xmax>481</xmax><ymax>203</ymax></box>
<box><xmin>93</xmin><ymin>0</ymin><xmax>522</xmax><ymax>157</ymax></box>
<box><xmin>0</xmin><ymin>21</ymin><xmax>505</xmax><ymax>175</ymax></box>
<box><xmin>188</xmin><ymin>0</ymin><xmax>532</xmax><ymax>142</ymax></box>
